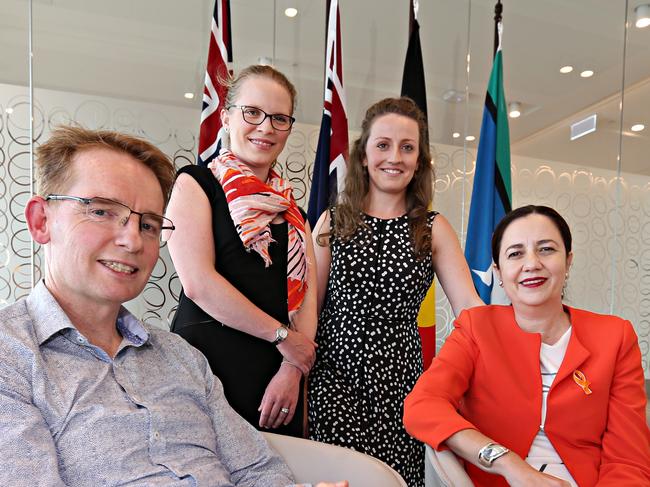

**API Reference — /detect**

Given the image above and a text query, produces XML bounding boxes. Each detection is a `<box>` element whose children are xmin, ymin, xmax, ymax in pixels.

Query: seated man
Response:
<box><xmin>0</xmin><ymin>126</ymin><xmax>345</xmax><ymax>487</ymax></box>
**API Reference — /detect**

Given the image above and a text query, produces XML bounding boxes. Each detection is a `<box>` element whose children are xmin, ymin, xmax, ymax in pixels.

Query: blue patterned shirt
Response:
<box><xmin>0</xmin><ymin>281</ymin><xmax>294</xmax><ymax>486</ymax></box>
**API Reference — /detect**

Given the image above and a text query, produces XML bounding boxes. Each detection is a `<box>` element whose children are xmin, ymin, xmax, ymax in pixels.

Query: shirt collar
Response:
<box><xmin>27</xmin><ymin>280</ymin><xmax>150</xmax><ymax>346</ymax></box>
<box><xmin>116</xmin><ymin>308</ymin><xmax>149</xmax><ymax>346</ymax></box>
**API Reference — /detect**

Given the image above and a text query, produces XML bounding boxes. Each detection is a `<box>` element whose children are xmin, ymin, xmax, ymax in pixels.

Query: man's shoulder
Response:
<box><xmin>0</xmin><ymin>298</ymin><xmax>30</xmax><ymax>322</ymax></box>
<box><xmin>0</xmin><ymin>298</ymin><xmax>35</xmax><ymax>344</ymax></box>
<box><xmin>144</xmin><ymin>324</ymin><xmax>193</xmax><ymax>348</ymax></box>
<box><xmin>142</xmin><ymin>324</ymin><xmax>209</xmax><ymax>366</ymax></box>
<box><xmin>0</xmin><ymin>299</ymin><xmax>40</xmax><ymax>388</ymax></box>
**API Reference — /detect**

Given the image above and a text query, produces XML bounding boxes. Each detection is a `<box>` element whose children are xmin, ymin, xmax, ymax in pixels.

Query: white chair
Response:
<box><xmin>262</xmin><ymin>432</ymin><xmax>407</xmax><ymax>487</ymax></box>
<box><xmin>424</xmin><ymin>445</ymin><xmax>473</xmax><ymax>487</ymax></box>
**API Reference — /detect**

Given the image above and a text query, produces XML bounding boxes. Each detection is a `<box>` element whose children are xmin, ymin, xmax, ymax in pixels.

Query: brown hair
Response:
<box><xmin>326</xmin><ymin>97</ymin><xmax>433</xmax><ymax>257</ymax></box>
<box><xmin>35</xmin><ymin>125</ymin><xmax>176</xmax><ymax>205</ymax></box>
<box><xmin>224</xmin><ymin>64</ymin><xmax>297</xmax><ymax>113</ymax></box>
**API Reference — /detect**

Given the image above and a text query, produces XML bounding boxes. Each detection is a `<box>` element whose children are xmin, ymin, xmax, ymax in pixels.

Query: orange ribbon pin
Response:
<box><xmin>573</xmin><ymin>370</ymin><xmax>592</xmax><ymax>395</ymax></box>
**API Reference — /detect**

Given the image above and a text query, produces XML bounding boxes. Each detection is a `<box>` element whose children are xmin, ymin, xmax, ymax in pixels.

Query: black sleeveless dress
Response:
<box><xmin>308</xmin><ymin>210</ymin><xmax>437</xmax><ymax>486</ymax></box>
<box><xmin>170</xmin><ymin>164</ymin><xmax>304</xmax><ymax>437</ymax></box>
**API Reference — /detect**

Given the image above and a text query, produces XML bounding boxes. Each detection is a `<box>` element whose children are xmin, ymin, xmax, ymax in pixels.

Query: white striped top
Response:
<box><xmin>525</xmin><ymin>327</ymin><xmax>578</xmax><ymax>486</ymax></box>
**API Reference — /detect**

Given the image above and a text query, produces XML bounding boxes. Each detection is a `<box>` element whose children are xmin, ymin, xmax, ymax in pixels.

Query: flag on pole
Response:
<box><xmin>401</xmin><ymin>0</ymin><xmax>428</xmax><ymax>131</ymax></box>
<box><xmin>465</xmin><ymin>4</ymin><xmax>512</xmax><ymax>304</ymax></box>
<box><xmin>198</xmin><ymin>0</ymin><xmax>233</xmax><ymax>167</ymax></box>
<box><xmin>400</xmin><ymin>0</ymin><xmax>436</xmax><ymax>368</ymax></box>
<box><xmin>307</xmin><ymin>0</ymin><xmax>349</xmax><ymax>227</ymax></box>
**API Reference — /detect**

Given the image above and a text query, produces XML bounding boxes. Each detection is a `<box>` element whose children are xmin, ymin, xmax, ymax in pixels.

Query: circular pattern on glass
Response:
<box><xmin>48</xmin><ymin>107</ymin><xmax>73</xmax><ymax>131</ymax></box>
<box><xmin>571</xmin><ymin>193</ymin><xmax>591</xmax><ymax>218</ymax></box>
<box><xmin>142</xmin><ymin>282</ymin><xmax>166</xmax><ymax>310</ymax></box>
<box><xmin>138</xmin><ymin>110</ymin><xmax>172</xmax><ymax>144</ymax></box>
<box><xmin>174</xmin><ymin>129</ymin><xmax>196</xmax><ymax>152</ymax></box>
<box><xmin>534</xmin><ymin>166</ymin><xmax>555</xmax><ymax>198</ymax></box>
<box><xmin>74</xmin><ymin>100</ymin><xmax>111</xmax><ymax>129</ymax></box>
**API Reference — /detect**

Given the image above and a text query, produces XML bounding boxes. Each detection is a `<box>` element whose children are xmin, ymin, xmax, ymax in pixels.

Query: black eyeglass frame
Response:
<box><xmin>45</xmin><ymin>194</ymin><xmax>175</xmax><ymax>241</ymax></box>
<box><xmin>226</xmin><ymin>104</ymin><xmax>296</xmax><ymax>131</ymax></box>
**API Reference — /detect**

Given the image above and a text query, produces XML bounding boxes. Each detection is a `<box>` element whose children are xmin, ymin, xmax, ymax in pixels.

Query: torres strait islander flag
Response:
<box><xmin>465</xmin><ymin>21</ymin><xmax>512</xmax><ymax>304</ymax></box>
<box><xmin>198</xmin><ymin>0</ymin><xmax>233</xmax><ymax>167</ymax></box>
<box><xmin>307</xmin><ymin>0</ymin><xmax>349</xmax><ymax>227</ymax></box>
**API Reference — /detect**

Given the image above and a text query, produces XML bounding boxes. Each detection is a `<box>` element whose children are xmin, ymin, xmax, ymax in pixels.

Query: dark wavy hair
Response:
<box><xmin>491</xmin><ymin>205</ymin><xmax>573</xmax><ymax>267</ymax></box>
<box><xmin>323</xmin><ymin>97</ymin><xmax>433</xmax><ymax>257</ymax></box>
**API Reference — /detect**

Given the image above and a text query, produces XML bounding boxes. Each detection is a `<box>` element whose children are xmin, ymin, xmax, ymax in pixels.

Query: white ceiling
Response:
<box><xmin>1</xmin><ymin>0</ymin><xmax>649</xmax><ymax>174</ymax></box>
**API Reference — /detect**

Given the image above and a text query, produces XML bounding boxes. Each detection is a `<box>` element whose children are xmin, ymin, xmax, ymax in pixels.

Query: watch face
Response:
<box><xmin>279</xmin><ymin>327</ymin><xmax>288</xmax><ymax>339</ymax></box>
<box><xmin>484</xmin><ymin>446</ymin><xmax>497</xmax><ymax>458</ymax></box>
<box><xmin>478</xmin><ymin>442</ymin><xmax>510</xmax><ymax>468</ymax></box>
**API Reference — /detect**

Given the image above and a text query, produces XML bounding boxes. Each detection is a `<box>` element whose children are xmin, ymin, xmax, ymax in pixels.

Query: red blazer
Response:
<box><xmin>404</xmin><ymin>305</ymin><xmax>650</xmax><ymax>486</ymax></box>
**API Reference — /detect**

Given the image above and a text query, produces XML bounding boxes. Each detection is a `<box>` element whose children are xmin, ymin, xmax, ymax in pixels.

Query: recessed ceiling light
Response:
<box><xmin>442</xmin><ymin>89</ymin><xmax>465</xmax><ymax>103</ymax></box>
<box><xmin>580</xmin><ymin>70</ymin><xmax>594</xmax><ymax>78</ymax></box>
<box><xmin>184</xmin><ymin>92</ymin><xmax>195</xmax><ymax>100</ymax></box>
<box><xmin>452</xmin><ymin>132</ymin><xmax>460</xmax><ymax>139</ymax></box>
<box><xmin>5</xmin><ymin>107</ymin><xmax>14</xmax><ymax>114</ymax></box>
<box><xmin>285</xmin><ymin>7</ymin><xmax>298</xmax><ymax>18</ymax></box>
<box><xmin>465</xmin><ymin>135</ymin><xmax>475</xmax><ymax>142</ymax></box>
<box><xmin>559</xmin><ymin>65</ymin><xmax>573</xmax><ymax>74</ymax></box>
<box><xmin>508</xmin><ymin>102</ymin><xmax>521</xmax><ymax>118</ymax></box>
<box><xmin>631</xmin><ymin>123</ymin><xmax>645</xmax><ymax>132</ymax></box>
<box><xmin>635</xmin><ymin>4</ymin><xmax>650</xmax><ymax>28</ymax></box>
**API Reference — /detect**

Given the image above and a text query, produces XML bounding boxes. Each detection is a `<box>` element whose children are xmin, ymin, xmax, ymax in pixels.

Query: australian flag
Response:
<box><xmin>198</xmin><ymin>0</ymin><xmax>233</xmax><ymax>167</ymax></box>
<box><xmin>307</xmin><ymin>0</ymin><xmax>349</xmax><ymax>227</ymax></box>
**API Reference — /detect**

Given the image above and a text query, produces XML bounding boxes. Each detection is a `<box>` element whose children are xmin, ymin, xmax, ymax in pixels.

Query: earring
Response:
<box><xmin>561</xmin><ymin>272</ymin><xmax>569</xmax><ymax>299</ymax></box>
<box><xmin>498</xmin><ymin>280</ymin><xmax>503</xmax><ymax>287</ymax></box>
<box><xmin>224</xmin><ymin>127</ymin><xmax>229</xmax><ymax>133</ymax></box>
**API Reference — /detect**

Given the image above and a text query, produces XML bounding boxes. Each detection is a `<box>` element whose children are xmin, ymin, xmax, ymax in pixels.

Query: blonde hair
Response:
<box><xmin>35</xmin><ymin>125</ymin><xmax>176</xmax><ymax>204</ymax></box>
<box><xmin>224</xmin><ymin>64</ymin><xmax>297</xmax><ymax>113</ymax></box>
<box><xmin>326</xmin><ymin>97</ymin><xmax>433</xmax><ymax>257</ymax></box>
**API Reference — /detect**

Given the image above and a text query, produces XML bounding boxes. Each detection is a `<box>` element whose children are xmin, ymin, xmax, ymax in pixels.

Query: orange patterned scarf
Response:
<box><xmin>209</xmin><ymin>150</ymin><xmax>308</xmax><ymax>321</ymax></box>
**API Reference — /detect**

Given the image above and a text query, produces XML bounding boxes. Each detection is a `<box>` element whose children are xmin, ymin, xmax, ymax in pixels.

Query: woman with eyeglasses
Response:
<box><xmin>166</xmin><ymin>65</ymin><xmax>317</xmax><ymax>437</ymax></box>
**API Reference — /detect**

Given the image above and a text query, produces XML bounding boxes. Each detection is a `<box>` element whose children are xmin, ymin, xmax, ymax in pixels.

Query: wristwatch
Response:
<box><xmin>272</xmin><ymin>326</ymin><xmax>288</xmax><ymax>345</ymax></box>
<box><xmin>477</xmin><ymin>442</ymin><xmax>510</xmax><ymax>468</ymax></box>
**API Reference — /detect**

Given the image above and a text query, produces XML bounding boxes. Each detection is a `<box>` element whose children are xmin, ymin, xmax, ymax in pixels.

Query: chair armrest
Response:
<box><xmin>262</xmin><ymin>432</ymin><xmax>407</xmax><ymax>487</ymax></box>
<box><xmin>424</xmin><ymin>444</ymin><xmax>473</xmax><ymax>487</ymax></box>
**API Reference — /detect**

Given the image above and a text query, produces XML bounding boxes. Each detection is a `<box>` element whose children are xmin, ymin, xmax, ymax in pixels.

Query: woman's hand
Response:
<box><xmin>497</xmin><ymin>453</ymin><xmax>572</xmax><ymax>487</ymax></box>
<box><xmin>258</xmin><ymin>362</ymin><xmax>302</xmax><ymax>429</ymax></box>
<box><xmin>276</xmin><ymin>328</ymin><xmax>317</xmax><ymax>375</ymax></box>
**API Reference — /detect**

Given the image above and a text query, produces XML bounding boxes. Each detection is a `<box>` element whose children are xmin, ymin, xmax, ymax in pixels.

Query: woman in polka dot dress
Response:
<box><xmin>308</xmin><ymin>97</ymin><xmax>482</xmax><ymax>486</ymax></box>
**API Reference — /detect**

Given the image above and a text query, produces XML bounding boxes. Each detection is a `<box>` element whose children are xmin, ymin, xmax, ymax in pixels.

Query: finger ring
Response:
<box><xmin>280</xmin><ymin>407</ymin><xmax>290</xmax><ymax>414</ymax></box>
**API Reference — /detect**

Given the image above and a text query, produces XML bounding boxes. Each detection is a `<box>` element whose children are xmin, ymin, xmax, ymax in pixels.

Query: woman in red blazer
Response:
<box><xmin>404</xmin><ymin>205</ymin><xmax>650</xmax><ymax>486</ymax></box>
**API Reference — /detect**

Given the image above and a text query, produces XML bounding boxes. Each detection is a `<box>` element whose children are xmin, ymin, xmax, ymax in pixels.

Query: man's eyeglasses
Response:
<box><xmin>227</xmin><ymin>105</ymin><xmax>295</xmax><ymax>131</ymax></box>
<box><xmin>45</xmin><ymin>195</ymin><xmax>175</xmax><ymax>243</ymax></box>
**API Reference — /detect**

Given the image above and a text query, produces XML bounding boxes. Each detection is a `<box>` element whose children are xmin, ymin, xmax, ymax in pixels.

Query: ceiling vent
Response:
<box><xmin>570</xmin><ymin>114</ymin><xmax>597</xmax><ymax>140</ymax></box>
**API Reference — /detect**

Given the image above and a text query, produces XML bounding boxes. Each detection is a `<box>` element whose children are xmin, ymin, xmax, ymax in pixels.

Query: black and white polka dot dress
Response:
<box><xmin>308</xmin><ymin>211</ymin><xmax>436</xmax><ymax>487</ymax></box>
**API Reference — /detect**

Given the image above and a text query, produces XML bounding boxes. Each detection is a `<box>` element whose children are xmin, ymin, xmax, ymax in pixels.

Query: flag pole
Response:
<box><xmin>493</xmin><ymin>0</ymin><xmax>502</xmax><ymax>58</ymax></box>
<box><xmin>464</xmin><ymin>0</ymin><xmax>512</xmax><ymax>304</ymax></box>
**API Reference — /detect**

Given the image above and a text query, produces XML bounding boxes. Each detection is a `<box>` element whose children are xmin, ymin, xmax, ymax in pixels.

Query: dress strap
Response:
<box><xmin>427</xmin><ymin>210</ymin><xmax>439</xmax><ymax>227</ymax></box>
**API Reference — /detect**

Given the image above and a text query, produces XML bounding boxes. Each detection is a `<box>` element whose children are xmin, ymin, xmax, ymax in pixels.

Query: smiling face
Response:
<box><xmin>494</xmin><ymin>213</ymin><xmax>573</xmax><ymax>311</ymax></box>
<box><xmin>221</xmin><ymin>75</ymin><xmax>293</xmax><ymax>180</ymax></box>
<box><xmin>363</xmin><ymin>113</ymin><xmax>420</xmax><ymax>198</ymax></box>
<box><xmin>43</xmin><ymin>147</ymin><xmax>164</xmax><ymax>311</ymax></box>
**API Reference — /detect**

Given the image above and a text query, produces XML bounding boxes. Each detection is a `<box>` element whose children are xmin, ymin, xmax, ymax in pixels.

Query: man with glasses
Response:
<box><xmin>0</xmin><ymin>125</ymin><xmax>344</xmax><ymax>487</ymax></box>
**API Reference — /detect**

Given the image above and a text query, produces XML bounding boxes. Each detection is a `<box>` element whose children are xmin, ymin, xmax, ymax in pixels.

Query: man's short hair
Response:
<box><xmin>35</xmin><ymin>125</ymin><xmax>176</xmax><ymax>204</ymax></box>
